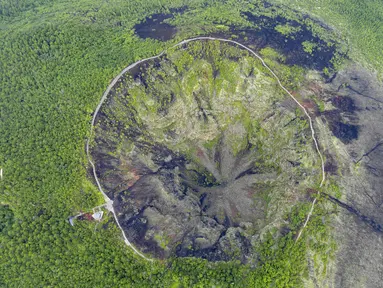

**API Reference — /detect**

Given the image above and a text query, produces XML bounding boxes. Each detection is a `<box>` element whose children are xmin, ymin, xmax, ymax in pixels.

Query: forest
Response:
<box><xmin>0</xmin><ymin>0</ymin><xmax>381</xmax><ymax>287</ymax></box>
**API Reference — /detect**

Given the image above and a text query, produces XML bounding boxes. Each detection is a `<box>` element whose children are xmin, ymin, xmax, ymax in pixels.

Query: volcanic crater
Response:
<box><xmin>91</xmin><ymin>40</ymin><xmax>320</xmax><ymax>262</ymax></box>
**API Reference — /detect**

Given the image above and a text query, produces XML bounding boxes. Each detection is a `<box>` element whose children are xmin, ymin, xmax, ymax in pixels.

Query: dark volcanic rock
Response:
<box><xmin>329</xmin><ymin>121</ymin><xmax>358</xmax><ymax>144</ymax></box>
<box><xmin>331</xmin><ymin>96</ymin><xmax>356</xmax><ymax>113</ymax></box>
<box><xmin>135</xmin><ymin>13</ymin><xmax>177</xmax><ymax>41</ymax></box>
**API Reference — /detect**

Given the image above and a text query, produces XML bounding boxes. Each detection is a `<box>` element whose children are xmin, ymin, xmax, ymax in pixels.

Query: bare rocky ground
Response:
<box><xmin>302</xmin><ymin>64</ymin><xmax>383</xmax><ymax>287</ymax></box>
<box><xmin>331</xmin><ymin>65</ymin><xmax>383</xmax><ymax>288</ymax></box>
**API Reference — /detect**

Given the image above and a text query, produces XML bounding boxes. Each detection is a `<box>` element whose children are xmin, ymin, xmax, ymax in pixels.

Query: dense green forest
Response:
<box><xmin>0</xmin><ymin>0</ymin><xmax>380</xmax><ymax>286</ymax></box>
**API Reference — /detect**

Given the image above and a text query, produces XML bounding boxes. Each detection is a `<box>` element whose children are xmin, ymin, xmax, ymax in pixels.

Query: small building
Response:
<box><xmin>92</xmin><ymin>211</ymin><xmax>104</xmax><ymax>221</ymax></box>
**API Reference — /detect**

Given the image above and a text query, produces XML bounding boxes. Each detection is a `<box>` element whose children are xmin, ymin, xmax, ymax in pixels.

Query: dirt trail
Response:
<box><xmin>86</xmin><ymin>36</ymin><xmax>326</xmax><ymax>260</ymax></box>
